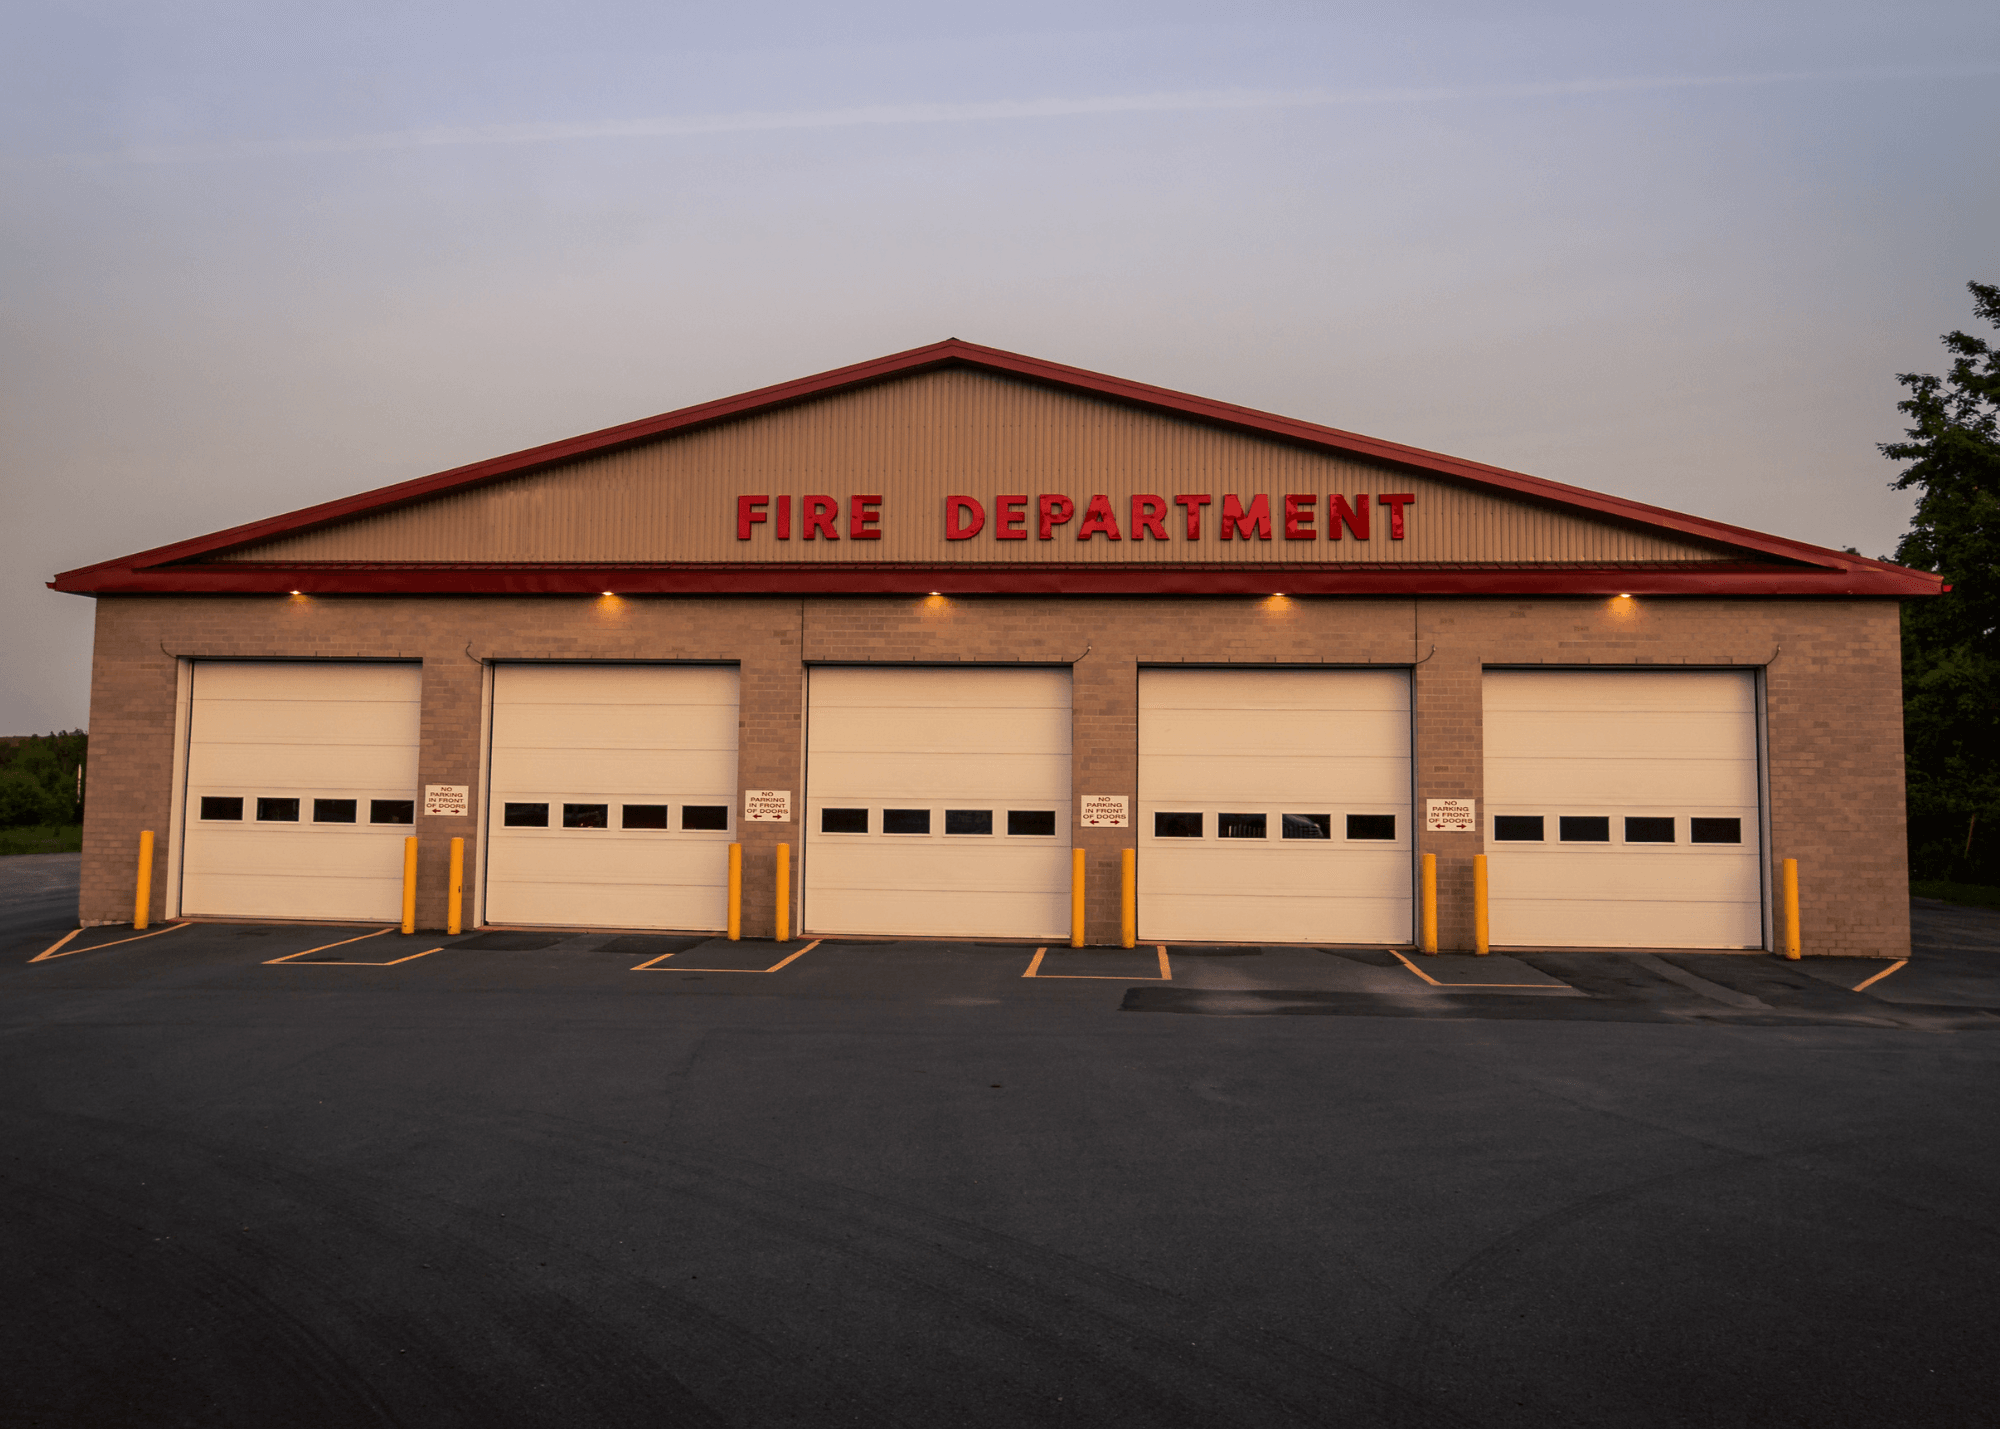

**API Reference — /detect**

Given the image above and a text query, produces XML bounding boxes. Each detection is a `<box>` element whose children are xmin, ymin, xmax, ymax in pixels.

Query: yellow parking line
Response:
<box><xmin>633</xmin><ymin>939</ymin><xmax>821</xmax><ymax>973</ymax></box>
<box><xmin>31</xmin><ymin>922</ymin><xmax>188</xmax><ymax>963</ymax></box>
<box><xmin>1388</xmin><ymin>946</ymin><xmax>1563</xmax><ymax>989</ymax></box>
<box><xmin>1852</xmin><ymin>958</ymin><xmax>1908</xmax><ymax>992</ymax></box>
<box><xmin>1023</xmin><ymin>945</ymin><xmax>1172</xmax><ymax>981</ymax></box>
<box><xmin>1390</xmin><ymin>948</ymin><xmax>1442</xmax><ymax>986</ymax></box>
<box><xmin>264</xmin><ymin>928</ymin><xmax>395</xmax><ymax>964</ymax></box>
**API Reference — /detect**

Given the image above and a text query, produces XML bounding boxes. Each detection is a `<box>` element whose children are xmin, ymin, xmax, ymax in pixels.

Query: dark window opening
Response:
<box><xmin>1494</xmin><ymin>815</ymin><xmax>1544</xmax><ymax>842</ymax></box>
<box><xmin>945</xmin><ymin>809</ymin><xmax>993</xmax><ymax>836</ymax></box>
<box><xmin>313</xmin><ymin>799</ymin><xmax>357</xmax><ymax>824</ymax></box>
<box><xmin>1008</xmin><ymin>810</ymin><xmax>1057</xmax><ymax>837</ymax></box>
<box><xmin>502</xmin><ymin>802</ymin><xmax>549</xmax><ymax>828</ymax></box>
<box><xmin>1625</xmin><ymin>816</ymin><xmax>1675</xmax><ymax>843</ymax></box>
<box><xmin>1691</xmin><ymin>817</ymin><xmax>1743</xmax><ymax>844</ymax></box>
<box><xmin>256</xmin><ymin>797</ymin><xmax>300</xmax><ymax>823</ymax></box>
<box><xmin>1346</xmin><ymin>813</ymin><xmax>1397</xmax><ymax>841</ymax></box>
<box><xmin>1154</xmin><ymin>811</ymin><xmax>1203</xmax><ymax>839</ymax></box>
<box><xmin>682</xmin><ymin>805</ymin><xmax>729</xmax><ymax>831</ymax></box>
<box><xmin>1283</xmin><ymin>813</ymin><xmax>1331</xmax><ymax>840</ymax></box>
<box><xmin>621</xmin><ymin>804</ymin><xmax>669</xmax><ymax>830</ymax></box>
<box><xmin>1218</xmin><ymin>812</ymin><xmax>1266</xmax><ymax>839</ymax></box>
<box><xmin>821</xmin><ymin>807</ymin><xmax>868</xmax><ymax>833</ymax></box>
<box><xmin>371</xmin><ymin>799</ymin><xmax>416</xmax><ymax>825</ymax></box>
<box><xmin>199</xmin><ymin>796</ymin><xmax>243</xmax><ymax>821</ymax></box>
<box><xmin>884</xmin><ymin>808</ymin><xmax>931</xmax><ymax>835</ymax></box>
<box><xmin>563</xmin><ymin>803</ymin><xmax>609</xmax><ymax>829</ymax></box>
<box><xmin>1559</xmin><ymin>816</ymin><xmax>1611</xmax><ymax>843</ymax></box>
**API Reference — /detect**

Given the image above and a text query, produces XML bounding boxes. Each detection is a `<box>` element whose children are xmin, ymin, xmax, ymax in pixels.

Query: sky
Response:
<box><xmin>3</xmin><ymin>0</ymin><xmax>1996</xmax><ymax>733</ymax></box>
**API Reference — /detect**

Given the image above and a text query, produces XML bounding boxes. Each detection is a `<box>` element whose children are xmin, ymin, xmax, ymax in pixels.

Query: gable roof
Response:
<box><xmin>49</xmin><ymin>338</ymin><xmax>1940</xmax><ymax>598</ymax></box>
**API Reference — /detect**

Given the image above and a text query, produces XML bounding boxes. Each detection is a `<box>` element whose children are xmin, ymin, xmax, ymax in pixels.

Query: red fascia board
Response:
<box><xmin>48</xmin><ymin>338</ymin><xmax>1918</xmax><ymax>590</ymax></box>
<box><xmin>61</xmin><ymin>561</ymin><xmax>1943</xmax><ymax>599</ymax></box>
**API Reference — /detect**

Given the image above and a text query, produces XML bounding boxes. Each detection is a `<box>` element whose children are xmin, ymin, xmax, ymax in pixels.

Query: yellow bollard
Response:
<box><xmin>1473</xmin><ymin>853</ymin><xmax>1489</xmax><ymax>956</ymax></box>
<box><xmin>1781</xmin><ymin>857</ymin><xmax>1801</xmax><ymax>960</ymax></box>
<box><xmin>133</xmin><ymin>829</ymin><xmax>154</xmax><ymax>930</ymax></box>
<box><xmin>775</xmin><ymin>842</ymin><xmax>791</xmax><ymax>944</ymax></box>
<box><xmin>1120</xmin><ymin>848</ymin><xmax>1136</xmax><ymax>949</ymax></box>
<box><xmin>1071</xmin><ymin>847</ymin><xmax>1086</xmax><ymax>949</ymax></box>
<box><xmin>401</xmin><ymin>836</ymin><xmax>418</xmax><ymax>935</ymax></box>
<box><xmin>727</xmin><ymin>842</ymin><xmax>742</xmax><ymax>941</ymax></box>
<box><xmin>1420</xmin><ymin>852</ymin><xmax>1438</xmax><ymax>954</ymax></box>
<box><xmin>447</xmin><ymin>837</ymin><xmax>464</xmax><ymax>936</ymax></box>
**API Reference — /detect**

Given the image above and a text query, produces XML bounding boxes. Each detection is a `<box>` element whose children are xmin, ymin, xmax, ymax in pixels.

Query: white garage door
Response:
<box><xmin>1138</xmin><ymin>669</ymin><xmax>1413</xmax><ymax>945</ymax></box>
<box><xmin>1484</xmin><ymin>670</ymin><xmax>1762</xmax><ymax>949</ymax></box>
<box><xmin>484</xmin><ymin>665</ymin><xmax>739</xmax><ymax>930</ymax></box>
<box><xmin>805</xmin><ymin>667</ymin><xmax>1071</xmax><ymax>939</ymax></box>
<box><xmin>181</xmin><ymin>661</ymin><xmax>422</xmax><ymax>921</ymax></box>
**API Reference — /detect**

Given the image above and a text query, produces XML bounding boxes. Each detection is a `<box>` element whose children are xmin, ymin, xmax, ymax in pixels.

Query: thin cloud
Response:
<box><xmin>35</xmin><ymin>63</ymin><xmax>2000</xmax><ymax>166</ymax></box>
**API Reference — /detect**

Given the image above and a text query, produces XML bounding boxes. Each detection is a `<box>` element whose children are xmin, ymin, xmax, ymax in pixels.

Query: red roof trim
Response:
<box><xmin>65</xmin><ymin>560</ymin><xmax>1941</xmax><ymax>598</ymax></box>
<box><xmin>49</xmin><ymin>337</ymin><xmax>1939</xmax><ymax>595</ymax></box>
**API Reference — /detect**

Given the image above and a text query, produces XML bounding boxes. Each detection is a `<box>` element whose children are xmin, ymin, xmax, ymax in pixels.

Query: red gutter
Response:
<box><xmin>67</xmin><ymin>561</ymin><xmax>1942</xmax><ymax>599</ymax></box>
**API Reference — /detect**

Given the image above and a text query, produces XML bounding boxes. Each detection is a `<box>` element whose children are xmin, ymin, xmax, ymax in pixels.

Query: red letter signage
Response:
<box><xmin>995</xmin><ymin>494</ymin><xmax>1028</xmax><ymax>540</ymax></box>
<box><xmin>1173</xmin><ymin>493</ymin><xmax>1212</xmax><ymax>540</ymax></box>
<box><xmin>1037</xmin><ymin>494</ymin><xmax>1075</xmax><ymax>540</ymax></box>
<box><xmin>945</xmin><ymin>495</ymin><xmax>985</xmax><ymax>540</ymax></box>
<box><xmin>1220</xmin><ymin>494</ymin><xmax>1271</xmax><ymax>541</ymax></box>
<box><xmin>1328</xmin><ymin>494</ymin><xmax>1369</xmax><ymax>541</ymax></box>
<box><xmin>802</xmin><ymin>495</ymin><xmax>840</xmax><ymax>540</ymax></box>
<box><xmin>849</xmin><ymin>494</ymin><xmax>883</xmax><ymax>540</ymax></box>
<box><xmin>1283</xmin><ymin>494</ymin><xmax>1316</xmax><ymax>540</ymax></box>
<box><xmin>1076</xmin><ymin>494</ymin><xmax>1122</xmax><ymax>541</ymax></box>
<box><xmin>1378</xmin><ymin>493</ymin><xmax>1414</xmax><ymax>539</ymax></box>
<box><xmin>737</xmin><ymin>495</ymin><xmax>768</xmax><ymax>540</ymax></box>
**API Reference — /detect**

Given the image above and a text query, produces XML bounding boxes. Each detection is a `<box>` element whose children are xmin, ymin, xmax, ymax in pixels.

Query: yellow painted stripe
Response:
<box><xmin>1390</xmin><ymin>948</ymin><xmax>1442</xmax><ymax>986</ymax></box>
<box><xmin>32</xmin><ymin>922</ymin><xmax>188</xmax><ymax>963</ymax></box>
<box><xmin>762</xmin><ymin>939</ymin><xmax>821</xmax><ymax>972</ymax></box>
<box><xmin>633</xmin><ymin>938</ymin><xmax>824</xmax><ymax>973</ymax></box>
<box><xmin>1025</xmin><ymin>944</ymin><xmax>1171</xmax><ymax>981</ymax></box>
<box><xmin>264</xmin><ymin>927</ymin><xmax>395</xmax><ymax>964</ymax></box>
<box><xmin>30</xmin><ymin>928</ymin><xmax>82</xmax><ymax>962</ymax></box>
<box><xmin>1852</xmin><ymin>958</ymin><xmax>1908</xmax><ymax>993</ymax></box>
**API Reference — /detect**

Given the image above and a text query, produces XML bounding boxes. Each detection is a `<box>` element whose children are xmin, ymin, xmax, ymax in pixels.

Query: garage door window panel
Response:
<box><xmin>1007</xmin><ymin>810</ymin><xmax>1057</xmax><ymax>836</ymax></box>
<box><xmin>563</xmin><ymin>803</ymin><xmax>609</xmax><ymax>829</ymax></box>
<box><xmin>883</xmin><ymin>808</ymin><xmax>932</xmax><ymax>835</ymax></box>
<box><xmin>1624</xmin><ymin>816</ymin><xmax>1675</xmax><ymax>843</ymax></box>
<box><xmin>199</xmin><ymin>796</ymin><xmax>244</xmax><ymax>821</ymax></box>
<box><xmin>1218</xmin><ymin>813</ymin><xmax>1267</xmax><ymax>839</ymax></box>
<box><xmin>371</xmin><ymin>799</ymin><xmax>415</xmax><ymax>825</ymax></box>
<box><xmin>1559</xmin><ymin>816</ymin><xmax>1611</xmax><ymax>842</ymax></box>
<box><xmin>946</xmin><ymin>809</ymin><xmax>993</xmax><ymax>836</ymax></box>
<box><xmin>1345</xmin><ymin>814</ymin><xmax>1396</xmax><ymax>840</ymax></box>
<box><xmin>313</xmin><ymin>799</ymin><xmax>358</xmax><ymax>824</ymax></box>
<box><xmin>1691</xmin><ymin>817</ymin><xmax>1743</xmax><ymax>844</ymax></box>
<box><xmin>621</xmin><ymin>804</ymin><xmax>669</xmax><ymax>830</ymax></box>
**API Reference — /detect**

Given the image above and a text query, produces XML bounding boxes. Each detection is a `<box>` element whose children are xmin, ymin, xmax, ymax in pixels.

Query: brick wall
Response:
<box><xmin>77</xmin><ymin>591</ymin><xmax>1909</xmax><ymax>957</ymax></box>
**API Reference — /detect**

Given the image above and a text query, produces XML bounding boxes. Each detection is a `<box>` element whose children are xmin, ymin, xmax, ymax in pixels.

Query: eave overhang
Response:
<box><xmin>65</xmin><ymin>561</ymin><xmax>1943</xmax><ymax>599</ymax></box>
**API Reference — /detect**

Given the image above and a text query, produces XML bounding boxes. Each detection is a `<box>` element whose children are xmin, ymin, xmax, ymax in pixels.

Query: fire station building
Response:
<box><xmin>53</xmin><ymin>340</ymin><xmax>1939</xmax><ymax>954</ymax></box>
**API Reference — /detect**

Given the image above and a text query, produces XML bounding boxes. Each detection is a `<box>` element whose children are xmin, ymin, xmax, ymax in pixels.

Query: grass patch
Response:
<box><xmin>1912</xmin><ymin>880</ymin><xmax>2000</xmax><ymax>910</ymax></box>
<box><xmin>0</xmin><ymin>824</ymin><xmax>82</xmax><ymax>856</ymax></box>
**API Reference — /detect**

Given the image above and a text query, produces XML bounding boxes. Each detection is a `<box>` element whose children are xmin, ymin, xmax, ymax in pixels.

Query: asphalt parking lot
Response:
<box><xmin>5</xmin><ymin>853</ymin><xmax>1998</xmax><ymax>1428</ymax></box>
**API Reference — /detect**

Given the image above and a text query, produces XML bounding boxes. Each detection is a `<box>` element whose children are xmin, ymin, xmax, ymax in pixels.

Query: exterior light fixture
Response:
<box><xmin>289</xmin><ymin>590</ymin><xmax>301</xmax><ymax>595</ymax></box>
<box><xmin>929</xmin><ymin>591</ymin><xmax>941</xmax><ymax>596</ymax></box>
<box><xmin>602</xmin><ymin>591</ymin><xmax>615</xmax><ymax>596</ymax></box>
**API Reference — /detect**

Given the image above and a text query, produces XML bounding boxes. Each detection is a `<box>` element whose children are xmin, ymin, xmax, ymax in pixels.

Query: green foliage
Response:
<box><xmin>0</xmin><ymin>731</ymin><xmax>87</xmax><ymax>830</ymax></box>
<box><xmin>1885</xmin><ymin>283</ymin><xmax>2000</xmax><ymax>882</ymax></box>
<box><xmin>0</xmin><ymin>824</ymin><xmax>82</xmax><ymax>856</ymax></box>
<box><xmin>1909</xmin><ymin>880</ymin><xmax>2000</xmax><ymax>910</ymax></box>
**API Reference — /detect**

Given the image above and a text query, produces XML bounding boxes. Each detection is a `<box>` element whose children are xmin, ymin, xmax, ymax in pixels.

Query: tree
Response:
<box><xmin>0</xmin><ymin>731</ymin><xmax>87</xmax><ymax>829</ymax></box>
<box><xmin>1883</xmin><ymin>281</ymin><xmax>2000</xmax><ymax>882</ymax></box>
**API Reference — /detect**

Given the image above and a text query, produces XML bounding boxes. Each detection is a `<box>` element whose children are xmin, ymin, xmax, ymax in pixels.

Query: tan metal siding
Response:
<box><xmin>220</xmin><ymin>369</ymin><xmax>1737</xmax><ymax>566</ymax></box>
